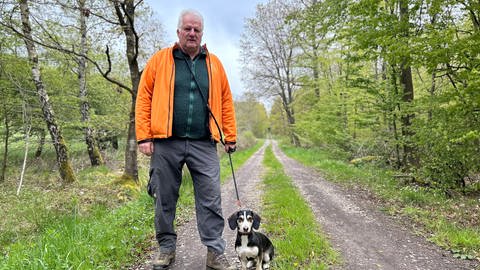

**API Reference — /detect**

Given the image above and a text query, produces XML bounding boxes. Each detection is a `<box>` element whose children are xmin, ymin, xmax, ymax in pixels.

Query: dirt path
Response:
<box><xmin>270</xmin><ymin>140</ymin><xmax>479</xmax><ymax>270</ymax></box>
<box><xmin>131</xmin><ymin>140</ymin><xmax>479</xmax><ymax>269</ymax></box>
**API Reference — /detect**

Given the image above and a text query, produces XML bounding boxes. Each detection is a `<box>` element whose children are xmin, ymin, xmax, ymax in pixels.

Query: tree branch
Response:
<box><xmin>0</xmin><ymin>18</ymin><xmax>133</xmax><ymax>94</ymax></box>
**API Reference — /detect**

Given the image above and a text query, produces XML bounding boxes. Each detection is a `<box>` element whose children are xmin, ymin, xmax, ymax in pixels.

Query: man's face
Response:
<box><xmin>177</xmin><ymin>13</ymin><xmax>203</xmax><ymax>56</ymax></box>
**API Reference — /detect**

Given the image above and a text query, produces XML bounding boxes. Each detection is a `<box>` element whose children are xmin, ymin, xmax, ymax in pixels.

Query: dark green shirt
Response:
<box><xmin>172</xmin><ymin>48</ymin><xmax>210</xmax><ymax>139</ymax></box>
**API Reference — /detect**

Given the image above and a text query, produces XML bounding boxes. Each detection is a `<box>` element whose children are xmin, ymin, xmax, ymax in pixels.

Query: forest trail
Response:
<box><xmin>130</xmin><ymin>140</ymin><xmax>479</xmax><ymax>270</ymax></box>
<box><xmin>270</xmin><ymin>140</ymin><xmax>478</xmax><ymax>270</ymax></box>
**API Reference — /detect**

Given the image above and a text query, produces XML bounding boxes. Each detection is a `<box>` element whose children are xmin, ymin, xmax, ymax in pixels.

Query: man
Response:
<box><xmin>135</xmin><ymin>8</ymin><xmax>237</xmax><ymax>270</ymax></box>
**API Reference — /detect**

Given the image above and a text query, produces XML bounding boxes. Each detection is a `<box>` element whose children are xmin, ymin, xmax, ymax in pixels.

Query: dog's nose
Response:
<box><xmin>243</xmin><ymin>227</ymin><xmax>249</xmax><ymax>232</ymax></box>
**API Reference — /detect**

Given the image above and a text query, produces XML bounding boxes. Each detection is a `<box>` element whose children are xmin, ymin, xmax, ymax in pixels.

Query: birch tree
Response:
<box><xmin>78</xmin><ymin>0</ymin><xmax>104</xmax><ymax>166</ymax></box>
<box><xmin>18</xmin><ymin>0</ymin><xmax>76</xmax><ymax>183</ymax></box>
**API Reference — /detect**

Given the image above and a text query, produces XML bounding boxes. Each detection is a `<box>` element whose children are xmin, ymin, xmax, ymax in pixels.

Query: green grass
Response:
<box><xmin>0</xmin><ymin>192</ymin><xmax>154</xmax><ymax>270</ymax></box>
<box><xmin>280</xmin><ymin>143</ymin><xmax>480</xmax><ymax>262</ymax></box>
<box><xmin>261</xmin><ymin>146</ymin><xmax>340</xmax><ymax>269</ymax></box>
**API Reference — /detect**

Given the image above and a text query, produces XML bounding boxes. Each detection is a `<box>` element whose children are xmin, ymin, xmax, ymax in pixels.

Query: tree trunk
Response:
<box><xmin>17</xmin><ymin>124</ymin><xmax>31</xmax><ymax>196</ymax></box>
<box><xmin>1</xmin><ymin>107</ymin><xmax>9</xmax><ymax>183</ymax></box>
<box><xmin>312</xmin><ymin>47</ymin><xmax>320</xmax><ymax>98</ymax></box>
<box><xmin>78</xmin><ymin>0</ymin><xmax>103</xmax><ymax>166</ymax></box>
<box><xmin>399</xmin><ymin>0</ymin><xmax>417</xmax><ymax>167</ymax></box>
<box><xmin>390</xmin><ymin>68</ymin><xmax>402</xmax><ymax>169</ymax></box>
<box><xmin>112</xmin><ymin>0</ymin><xmax>140</xmax><ymax>181</ymax></box>
<box><xmin>19</xmin><ymin>0</ymin><xmax>76</xmax><ymax>183</ymax></box>
<box><xmin>428</xmin><ymin>71</ymin><xmax>436</xmax><ymax>120</ymax></box>
<box><xmin>34</xmin><ymin>128</ymin><xmax>46</xmax><ymax>158</ymax></box>
<box><xmin>280</xmin><ymin>92</ymin><xmax>299</xmax><ymax>147</ymax></box>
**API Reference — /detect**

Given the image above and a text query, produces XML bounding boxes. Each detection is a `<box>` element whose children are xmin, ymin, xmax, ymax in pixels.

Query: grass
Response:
<box><xmin>261</xmin><ymin>145</ymin><xmax>340</xmax><ymax>269</ymax></box>
<box><xmin>280</xmin><ymin>143</ymin><xmax>480</xmax><ymax>262</ymax></box>
<box><xmin>0</xmin><ymin>148</ymin><xmax>152</xmax><ymax>270</ymax></box>
<box><xmin>0</xmin><ymin>139</ymin><xmax>263</xmax><ymax>269</ymax></box>
<box><xmin>1</xmin><ymin>194</ymin><xmax>153</xmax><ymax>270</ymax></box>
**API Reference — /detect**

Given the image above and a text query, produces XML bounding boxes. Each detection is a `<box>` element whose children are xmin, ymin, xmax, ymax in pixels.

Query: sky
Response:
<box><xmin>144</xmin><ymin>0</ymin><xmax>266</xmax><ymax>99</ymax></box>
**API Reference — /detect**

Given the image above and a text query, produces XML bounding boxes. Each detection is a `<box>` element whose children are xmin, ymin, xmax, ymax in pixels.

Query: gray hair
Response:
<box><xmin>177</xmin><ymin>9</ymin><xmax>204</xmax><ymax>31</ymax></box>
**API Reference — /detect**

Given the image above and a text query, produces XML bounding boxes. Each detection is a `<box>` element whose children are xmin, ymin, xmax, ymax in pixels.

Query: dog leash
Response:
<box><xmin>228</xmin><ymin>152</ymin><xmax>241</xmax><ymax>207</ymax></box>
<box><xmin>183</xmin><ymin>56</ymin><xmax>242</xmax><ymax>208</ymax></box>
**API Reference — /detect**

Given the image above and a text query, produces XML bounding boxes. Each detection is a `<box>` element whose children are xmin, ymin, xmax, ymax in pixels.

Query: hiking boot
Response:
<box><xmin>206</xmin><ymin>249</ymin><xmax>236</xmax><ymax>270</ymax></box>
<box><xmin>152</xmin><ymin>250</ymin><xmax>175</xmax><ymax>270</ymax></box>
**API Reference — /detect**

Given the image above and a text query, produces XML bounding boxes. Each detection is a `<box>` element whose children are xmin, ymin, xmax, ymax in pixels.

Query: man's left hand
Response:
<box><xmin>224</xmin><ymin>142</ymin><xmax>236</xmax><ymax>153</ymax></box>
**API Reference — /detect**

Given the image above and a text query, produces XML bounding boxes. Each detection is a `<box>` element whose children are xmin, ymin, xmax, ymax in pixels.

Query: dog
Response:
<box><xmin>228</xmin><ymin>210</ymin><xmax>274</xmax><ymax>270</ymax></box>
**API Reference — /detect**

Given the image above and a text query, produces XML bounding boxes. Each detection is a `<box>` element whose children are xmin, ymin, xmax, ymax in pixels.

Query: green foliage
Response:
<box><xmin>294</xmin><ymin>89</ymin><xmax>352</xmax><ymax>152</ymax></box>
<box><xmin>235</xmin><ymin>94</ymin><xmax>269</xmax><ymax>139</ymax></box>
<box><xmin>262</xmin><ymin>146</ymin><xmax>339</xmax><ymax>269</ymax></box>
<box><xmin>237</xmin><ymin>130</ymin><xmax>257</xmax><ymax>150</ymax></box>
<box><xmin>269</xmin><ymin>0</ymin><xmax>480</xmax><ymax>192</ymax></box>
<box><xmin>268</xmin><ymin>98</ymin><xmax>289</xmax><ymax>138</ymax></box>
<box><xmin>411</xmin><ymin>64</ymin><xmax>480</xmax><ymax>190</ymax></box>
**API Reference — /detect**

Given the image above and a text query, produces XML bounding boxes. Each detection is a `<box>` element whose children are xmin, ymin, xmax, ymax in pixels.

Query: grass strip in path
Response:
<box><xmin>261</xmin><ymin>145</ymin><xmax>339</xmax><ymax>269</ymax></box>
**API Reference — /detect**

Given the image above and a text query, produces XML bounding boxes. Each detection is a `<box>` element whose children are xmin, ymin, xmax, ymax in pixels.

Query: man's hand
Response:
<box><xmin>138</xmin><ymin>141</ymin><xmax>154</xmax><ymax>156</ymax></box>
<box><xmin>224</xmin><ymin>142</ymin><xmax>236</xmax><ymax>153</ymax></box>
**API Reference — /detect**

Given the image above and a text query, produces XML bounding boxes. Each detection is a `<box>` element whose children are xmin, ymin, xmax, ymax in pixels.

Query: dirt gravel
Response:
<box><xmin>130</xmin><ymin>140</ymin><xmax>479</xmax><ymax>270</ymax></box>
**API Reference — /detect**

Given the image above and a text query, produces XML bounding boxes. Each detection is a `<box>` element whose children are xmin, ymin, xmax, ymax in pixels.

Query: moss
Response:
<box><xmin>59</xmin><ymin>160</ymin><xmax>77</xmax><ymax>183</ymax></box>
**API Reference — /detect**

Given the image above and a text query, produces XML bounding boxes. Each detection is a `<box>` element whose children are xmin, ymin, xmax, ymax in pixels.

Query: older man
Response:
<box><xmin>135</xmin><ymin>8</ymin><xmax>237</xmax><ymax>270</ymax></box>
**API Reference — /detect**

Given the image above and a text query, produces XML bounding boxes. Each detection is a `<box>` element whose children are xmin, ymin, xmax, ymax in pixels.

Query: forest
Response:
<box><xmin>0</xmin><ymin>0</ymin><xmax>479</xmax><ymax>268</ymax></box>
<box><xmin>241</xmin><ymin>0</ymin><xmax>480</xmax><ymax>193</ymax></box>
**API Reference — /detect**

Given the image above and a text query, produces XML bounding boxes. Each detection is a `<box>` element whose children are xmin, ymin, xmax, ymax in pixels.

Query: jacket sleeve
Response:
<box><xmin>135</xmin><ymin>55</ymin><xmax>156</xmax><ymax>142</ymax></box>
<box><xmin>216</xmin><ymin>57</ymin><xmax>237</xmax><ymax>143</ymax></box>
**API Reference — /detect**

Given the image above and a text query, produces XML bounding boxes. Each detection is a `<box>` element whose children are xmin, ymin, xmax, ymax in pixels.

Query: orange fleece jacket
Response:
<box><xmin>135</xmin><ymin>44</ymin><xmax>237</xmax><ymax>144</ymax></box>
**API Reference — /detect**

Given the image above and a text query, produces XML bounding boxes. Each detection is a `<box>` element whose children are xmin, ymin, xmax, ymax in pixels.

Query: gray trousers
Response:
<box><xmin>148</xmin><ymin>138</ymin><xmax>226</xmax><ymax>253</ymax></box>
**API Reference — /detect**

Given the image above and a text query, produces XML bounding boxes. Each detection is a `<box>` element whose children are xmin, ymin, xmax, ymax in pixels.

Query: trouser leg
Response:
<box><xmin>150</xmin><ymin>139</ymin><xmax>184</xmax><ymax>252</ymax></box>
<box><xmin>186</xmin><ymin>139</ymin><xmax>226</xmax><ymax>253</ymax></box>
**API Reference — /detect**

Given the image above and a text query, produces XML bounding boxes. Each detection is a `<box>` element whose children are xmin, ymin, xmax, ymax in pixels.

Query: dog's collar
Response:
<box><xmin>238</xmin><ymin>231</ymin><xmax>252</xmax><ymax>236</ymax></box>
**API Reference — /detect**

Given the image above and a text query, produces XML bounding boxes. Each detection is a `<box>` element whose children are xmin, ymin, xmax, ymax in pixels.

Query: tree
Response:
<box><xmin>0</xmin><ymin>0</ymin><xmax>164</xmax><ymax>182</ymax></box>
<box><xmin>18</xmin><ymin>0</ymin><xmax>76</xmax><ymax>183</ymax></box>
<box><xmin>109</xmin><ymin>0</ymin><xmax>141</xmax><ymax>181</ymax></box>
<box><xmin>398</xmin><ymin>0</ymin><xmax>416</xmax><ymax>167</ymax></box>
<box><xmin>240</xmin><ymin>0</ymin><xmax>301</xmax><ymax>146</ymax></box>
<box><xmin>78</xmin><ymin>0</ymin><xmax>104</xmax><ymax>166</ymax></box>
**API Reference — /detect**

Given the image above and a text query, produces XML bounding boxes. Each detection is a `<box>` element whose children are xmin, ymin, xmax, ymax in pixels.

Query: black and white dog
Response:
<box><xmin>228</xmin><ymin>210</ymin><xmax>274</xmax><ymax>270</ymax></box>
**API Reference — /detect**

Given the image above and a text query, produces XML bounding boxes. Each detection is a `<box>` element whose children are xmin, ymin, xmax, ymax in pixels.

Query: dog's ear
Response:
<box><xmin>252</xmin><ymin>212</ymin><xmax>261</xmax><ymax>230</ymax></box>
<box><xmin>227</xmin><ymin>212</ymin><xmax>238</xmax><ymax>230</ymax></box>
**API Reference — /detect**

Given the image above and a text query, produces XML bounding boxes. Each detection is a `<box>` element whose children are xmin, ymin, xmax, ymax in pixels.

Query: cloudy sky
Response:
<box><xmin>144</xmin><ymin>0</ymin><xmax>267</xmax><ymax>99</ymax></box>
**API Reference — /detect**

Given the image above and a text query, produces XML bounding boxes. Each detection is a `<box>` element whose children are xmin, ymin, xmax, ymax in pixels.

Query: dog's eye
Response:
<box><xmin>238</xmin><ymin>217</ymin><xmax>244</xmax><ymax>223</ymax></box>
<box><xmin>247</xmin><ymin>217</ymin><xmax>253</xmax><ymax>222</ymax></box>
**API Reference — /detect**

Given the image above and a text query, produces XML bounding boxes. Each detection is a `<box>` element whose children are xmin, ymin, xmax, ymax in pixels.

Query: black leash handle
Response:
<box><xmin>184</xmin><ymin>57</ymin><xmax>241</xmax><ymax>207</ymax></box>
